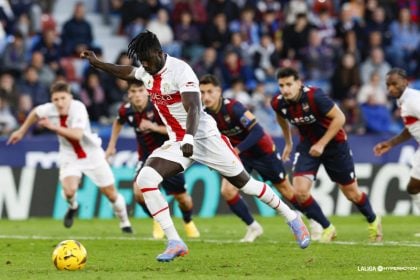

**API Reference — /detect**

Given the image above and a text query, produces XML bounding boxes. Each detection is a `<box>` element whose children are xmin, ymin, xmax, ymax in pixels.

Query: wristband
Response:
<box><xmin>181</xmin><ymin>134</ymin><xmax>194</xmax><ymax>146</ymax></box>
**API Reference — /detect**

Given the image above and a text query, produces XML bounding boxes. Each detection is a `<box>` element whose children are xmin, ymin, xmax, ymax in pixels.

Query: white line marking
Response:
<box><xmin>1</xmin><ymin>235</ymin><xmax>420</xmax><ymax>247</ymax></box>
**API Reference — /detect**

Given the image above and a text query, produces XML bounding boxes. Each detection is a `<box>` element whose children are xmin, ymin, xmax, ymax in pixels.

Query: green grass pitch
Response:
<box><xmin>0</xmin><ymin>215</ymin><xmax>419</xmax><ymax>279</ymax></box>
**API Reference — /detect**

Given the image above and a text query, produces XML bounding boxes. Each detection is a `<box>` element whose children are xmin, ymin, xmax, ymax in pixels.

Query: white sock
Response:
<box><xmin>411</xmin><ymin>193</ymin><xmax>420</xmax><ymax>211</ymax></box>
<box><xmin>62</xmin><ymin>190</ymin><xmax>78</xmax><ymax>209</ymax></box>
<box><xmin>143</xmin><ymin>188</ymin><xmax>181</xmax><ymax>241</ymax></box>
<box><xmin>241</xmin><ymin>178</ymin><xmax>297</xmax><ymax>221</ymax></box>
<box><xmin>112</xmin><ymin>193</ymin><xmax>131</xmax><ymax>228</ymax></box>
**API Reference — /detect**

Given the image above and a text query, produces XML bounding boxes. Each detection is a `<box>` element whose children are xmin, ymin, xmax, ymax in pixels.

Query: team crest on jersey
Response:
<box><xmin>302</xmin><ymin>102</ymin><xmax>310</xmax><ymax>112</ymax></box>
<box><xmin>224</xmin><ymin>115</ymin><xmax>231</xmax><ymax>122</ymax></box>
<box><xmin>147</xmin><ymin>111</ymin><xmax>154</xmax><ymax>119</ymax></box>
<box><xmin>162</xmin><ymin>83</ymin><xmax>171</xmax><ymax>94</ymax></box>
<box><xmin>281</xmin><ymin>109</ymin><xmax>287</xmax><ymax>115</ymax></box>
<box><xmin>128</xmin><ymin>116</ymin><xmax>133</xmax><ymax>122</ymax></box>
<box><xmin>145</xmin><ymin>77</ymin><xmax>153</xmax><ymax>89</ymax></box>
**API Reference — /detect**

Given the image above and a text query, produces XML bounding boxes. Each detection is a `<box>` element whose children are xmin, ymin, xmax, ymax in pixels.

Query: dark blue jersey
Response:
<box><xmin>117</xmin><ymin>101</ymin><xmax>168</xmax><ymax>161</ymax></box>
<box><xmin>271</xmin><ymin>86</ymin><xmax>347</xmax><ymax>145</ymax></box>
<box><xmin>205</xmin><ymin>98</ymin><xmax>275</xmax><ymax>157</ymax></box>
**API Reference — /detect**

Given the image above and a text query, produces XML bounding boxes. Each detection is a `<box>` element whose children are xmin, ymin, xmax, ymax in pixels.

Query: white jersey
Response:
<box><xmin>35</xmin><ymin>100</ymin><xmax>104</xmax><ymax>164</ymax></box>
<box><xmin>134</xmin><ymin>55</ymin><xmax>219</xmax><ymax>141</ymax></box>
<box><xmin>398</xmin><ymin>87</ymin><xmax>420</xmax><ymax>143</ymax></box>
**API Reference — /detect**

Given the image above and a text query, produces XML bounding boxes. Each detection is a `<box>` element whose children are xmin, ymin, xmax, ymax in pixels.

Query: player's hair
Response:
<box><xmin>127</xmin><ymin>79</ymin><xmax>145</xmax><ymax>88</ymax></box>
<box><xmin>199</xmin><ymin>74</ymin><xmax>221</xmax><ymax>87</ymax></box>
<box><xmin>50</xmin><ymin>81</ymin><xmax>71</xmax><ymax>95</ymax></box>
<box><xmin>276</xmin><ymin>67</ymin><xmax>300</xmax><ymax>80</ymax></box>
<box><xmin>127</xmin><ymin>30</ymin><xmax>162</xmax><ymax>61</ymax></box>
<box><xmin>387</xmin><ymin>68</ymin><xmax>407</xmax><ymax>79</ymax></box>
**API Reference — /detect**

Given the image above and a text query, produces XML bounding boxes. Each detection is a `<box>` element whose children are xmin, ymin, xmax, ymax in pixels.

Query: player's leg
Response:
<box><xmin>60</xmin><ymin>174</ymin><xmax>81</xmax><ymax>228</ymax></box>
<box><xmin>163</xmin><ymin>173</ymin><xmax>200</xmax><ymax>238</ymax></box>
<box><xmin>136</xmin><ymin>143</ymin><xmax>192</xmax><ymax>261</ymax></box>
<box><xmin>407</xmin><ymin>149</ymin><xmax>420</xmax><ymax>211</ymax></box>
<box><xmin>193</xmin><ymin>135</ymin><xmax>310</xmax><ymax>248</ymax></box>
<box><xmin>291</xmin><ymin>147</ymin><xmax>334</xmax><ymax>242</ymax></box>
<box><xmin>221</xmin><ymin>178</ymin><xmax>263</xmax><ymax>242</ymax></box>
<box><xmin>85</xmin><ymin>160</ymin><xmax>132</xmax><ymax>233</ymax></box>
<box><xmin>326</xmin><ymin>142</ymin><xmax>381</xmax><ymax>242</ymax></box>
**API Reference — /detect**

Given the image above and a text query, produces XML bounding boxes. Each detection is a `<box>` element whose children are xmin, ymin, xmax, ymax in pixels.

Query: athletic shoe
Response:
<box><xmin>153</xmin><ymin>220</ymin><xmax>165</xmax><ymax>240</ymax></box>
<box><xmin>121</xmin><ymin>226</ymin><xmax>133</xmax><ymax>234</ymax></box>
<box><xmin>63</xmin><ymin>206</ymin><xmax>78</xmax><ymax>228</ymax></box>
<box><xmin>287</xmin><ymin>215</ymin><xmax>311</xmax><ymax>249</ymax></box>
<box><xmin>156</xmin><ymin>240</ymin><xmax>188</xmax><ymax>262</ymax></box>
<box><xmin>368</xmin><ymin>216</ymin><xmax>383</xmax><ymax>242</ymax></box>
<box><xmin>309</xmin><ymin>219</ymin><xmax>323</xmax><ymax>241</ymax></box>
<box><xmin>184</xmin><ymin>221</ymin><xmax>200</xmax><ymax>238</ymax></box>
<box><xmin>240</xmin><ymin>221</ymin><xmax>263</xmax><ymax>242</ymax></box>
<box><xmin>320</xmin><ymin>224</ymin><xmax>337</xmax><ymax>243</ymax></box>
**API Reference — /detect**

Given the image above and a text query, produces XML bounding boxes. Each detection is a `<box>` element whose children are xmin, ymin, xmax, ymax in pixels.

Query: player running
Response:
<box><xmin>7</xmin><ymin>81</ymin><xmax>132</xmax><ymax>233</ymax></box>
<box><xmin>374</xmin><ymin>68</ymin><xmax>420</xmax><ymax>213</ymax></box>
<box><xmin>106</xmin><ymin>79</ymin><xmax>200</xmax><ymax>239</ymax></box>
<box><xmin>81</xmin><ymin>30</ymin><xmax>310</xmax><ymax>262</ymax></box>
<box><xmin>271</xmin><ymin>67</ymin><xmax>382</xmax><ymax>243</ymax></box>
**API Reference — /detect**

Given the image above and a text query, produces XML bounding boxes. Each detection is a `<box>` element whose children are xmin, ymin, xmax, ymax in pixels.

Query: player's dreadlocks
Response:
<box><xmin>127</xmin><ymin>30</ymin><xmax>162</xmax><ymax>62</ymax></box>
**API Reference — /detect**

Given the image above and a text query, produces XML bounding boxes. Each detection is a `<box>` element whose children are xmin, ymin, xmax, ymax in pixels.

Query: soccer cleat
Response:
<box><xmin>63</xmin><ymin>206</ymin><xmax>78</xmax><ymax>228</ymax></box>
<box><xmin>240</xmin><ymin>221</ymin><xmax>263</xmax><ymax>242</ymax></box>
<box><xmin>121</xmin><ymin>226</ymin><xmax>133</xmax><ymax>234</ymax></box>
<box><xmin>368</xmin><ymin>216</ymin><xmax>383</xmax><ymax>242</ymax></box>
<box><xmin>287</xmin><ymin>216</ymin><xmax>311</xmax><ymax>249</ymax></box>
<box><xmin>153</xmin><ymin>220</ymin><xmax>165</xmax><ymax>240</ymax></box>
<box><xmin>184</xmin><ymin>221</ymin><xmax>200</xmax><ymax>238</ymax></box>
<box><xmin>156</xmin><ymin>240</ymin><xmax>188</xmax><ymax>262</ymax></box>
<box><xmin>320</xmin><ymin>224</ymin><xmax>337</xmax><ymax>243</ymax></box>
<box><xmin>309</xmin><ymin>219</ymin><xmax>323</xmax><ymax>241</ymax></box>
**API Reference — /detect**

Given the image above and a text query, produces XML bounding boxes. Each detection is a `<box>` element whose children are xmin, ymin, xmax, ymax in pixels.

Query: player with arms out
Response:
<box><xmin>106</xmin><ymin>79</ymin><xmax>200</xmax><ymax>239</ymax></box>
<box><xmin>271</xmin><ymin>67</ymin><xmax>382</xmax><ymax>242</ymax></box>
<box><xmin>81</xmin><ymin>30</ymin><xmax>310</xmax><ymax>262</ymax></box>
<box><xmin>374</xmin><ymin>68</ymin><xmax>420</xmax><ymax>212</ymax></box>
<box><xmin>7</xmin><ymin>81</ymin><xmax>132</xmax><ymax>233</ymax></box>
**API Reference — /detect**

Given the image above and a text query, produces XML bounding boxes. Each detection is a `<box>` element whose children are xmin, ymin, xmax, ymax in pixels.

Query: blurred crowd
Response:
<box><xmin>1</xmin><ymin>0</ymin><xmax>420</xmax><ymax>138</ymax></box>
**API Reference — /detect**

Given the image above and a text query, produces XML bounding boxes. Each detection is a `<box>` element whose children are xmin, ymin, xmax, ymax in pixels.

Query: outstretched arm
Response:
<box><xmin>7</xmin><ymin>109</ymin><xmax>39</xmax><ymax>145</ymax></box>
<box><xmin>180</xmin><ymin>91</ymin><xmax>200</xmax><ymax>157</ymax></box>
<box><xmin>80</xmin><ymin>50</ymin><xmax>136</xmax><ymax>81</ymax></box>
<box><xmin>373</xmin><ymin>128</ymin><xmax>412</xmax><ymax>156</ymax></box>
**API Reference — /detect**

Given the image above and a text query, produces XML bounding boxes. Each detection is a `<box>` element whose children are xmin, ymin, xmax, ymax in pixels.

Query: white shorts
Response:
<box><xmin>149</xmin><ymin>134</ymin><xmax>244</xmax><ymax>177</ymax></box>
<box><xmin>59</xmin><ymin>157</ymin><xmax>115</xmax><ymax>187</ymax></box>
<box><xmin>411</xmin><ymin>148</ymin><xmax>420</xmax><ymax>180</ymax></box>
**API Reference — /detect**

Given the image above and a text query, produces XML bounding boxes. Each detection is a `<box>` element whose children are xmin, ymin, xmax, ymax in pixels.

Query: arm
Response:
<box><xmin>310</xmin><ymin>105</ymin><xmax>345</xmax><ymax>157</ymax></box>
<box><xmin>180</xmin><ymin>91</ymin><xmax>200</xmax><ymax>157</ymax></box>
<box><xmin>7</xmin><ymin>109</ymin><xmax>39</xmax><ymax>145</ymax></box>
<box><xmin>38</xmin><ymin>117</ymin><xmax>83</xmax><ymax>141</ymax></box>
<box><xmin>106</xmin><ymin>120</ymin><xmax>124</xmax><ymax>159</ymax></box>
<box><xmin>373</xmin><ymin>128</ymin><xmax>412</xmax><ymax>156</ymax></box>
<box><xmin>139</xmin><ymin>119</ymin><xmax>167</xmax><ymax>135</ymax></box>
<box><xmin>276</xmin><ymin>113</ymin><xmax>293</xmax><ymax>161</ymax></box>
<box><xmin>80</xmin><ymin>50</ymin><xmax>136</xmax><ymax>81</ymax></box>
<box><xmin>236</xmin><ymin>122</ymin><xmax>264</xmax><ymax>153</ymax></box>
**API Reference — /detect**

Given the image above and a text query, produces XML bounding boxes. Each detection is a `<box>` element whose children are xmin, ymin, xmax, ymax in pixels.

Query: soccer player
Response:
<box><xmin>271</xmin><ymin>67</ymin><xmax>383</xmax><ymax>243</ymax></box>
<box><xmin>374</xmin><ymin>68</ymin><xmax>420</xmax><ymax>212</ymax></box>
<box><xmin>105</xmin><ymin>79</ymin><xmax>200</xmax><ymax>239</ymax></box>
<box><xmin>81</xmin><ymin>30</ymin><xmax>310</xmax><ymax>262</ymax></box>
<box><xmin>7</xmin><ymin>81</ymin><xmax>132</xmax><ymax>233</ymax></box>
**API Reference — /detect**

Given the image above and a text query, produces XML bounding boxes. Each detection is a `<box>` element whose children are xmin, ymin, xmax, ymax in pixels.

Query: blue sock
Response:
<box><xmin>301</xmin><ymin>196</ymin><xmax>331</xmax><ymax>228</ymax></box>
<box><xmin>181</xmin><ymin>208</ymin><xmax>192</xmax><ymax>223</ymax></box>
<box><xmin>355</xmin><ymin>192</ymin><xmax>376</xmax><ymax>223</ymax></box>
<box><xmin>227</xmin><ymin>194</ymin><xmax>254</xmax><ymax>226</ymax></box>
<box><xmin>138</xmin><ymin>201</ymin><xmax>152</xmax><ymax>218</ymax></box>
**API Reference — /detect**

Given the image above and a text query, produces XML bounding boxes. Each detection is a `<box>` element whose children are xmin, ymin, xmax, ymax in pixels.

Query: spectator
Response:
<box><xmin>0</xmin><ymin>71</ymin><xmax>19</xmax><ymax>112</ymax></box>
<box><xmin>193</xmin><ymin>47</ymin><xmax>223</xmax><ymax>80</ymax></box>
<box><xmin>207</xmin><ymin>0</ymin><xmax>240</xmax><ymax>22</ymax></box>
<box><xmin>0</xmin><ymin>95</ymin><xmax>17</xmax><ymax>135</ymax></box>
<box><xmin>229</xmin><ymin>6</ymin><xmax>260</xmax><ymax>47</ymax></box>
<box><xmin>223</xmin><ymin>78</ymin><xmax>252</xmax><ymax>108</ymax></box>
<box><xmin>172</xmin><ymin>0</ymin><xmax>207</xmax><ymax>25</ymax></box>
<box><xmin>174</xmin><ymin>10</ymin><xmax>203</xmax><ymax>63</ymax></box>
<box><xmin>29</xmin><ymin>51</ymin><xmax>55</xmax><ymax>87</ymax></box>
<box><xmin>31</xmin><ymin>28</ymin><xmax>61</xmax><ymax>70</ymax></box>
<box><xmin>202</xmin><ymin>12</ymin><xmax>231</xmax><ymax>53</ymax></box>
<box><xmin>18</xmin><ymin>65</ymin><xmax>49</xmax><ymax>107</ymax></box>
<box><xmin>282</xmin><ymin>13</ymin><xmax>315</xmax><ymax>60</ymax></box>
<box><xmin>221</xmin><ymin>50</ymin><xmax>256</xmax><ymax>90</ymax></box>
<box><xmin>61</xmin><ymin>2</ymin><xmax>94</xmax><ymax>56</ymax></box>
<box><xmin>251</xmin><ymin>33</ymin><xmax>276</xmax><ymax>82</ymax></box>
<box><xmin>360</xmin><ymin>47</ymin><xmax>391</xmax><ymax>87</ymax></box>
<box><xmin>79</xmin><ymin>71</ymin><xmax>108</xmax><ymax>123</ymax></box>
<box><xmin>1</xmin><ymin>31</ymin><xmax>27</xmax><ymax>74</ymax></box>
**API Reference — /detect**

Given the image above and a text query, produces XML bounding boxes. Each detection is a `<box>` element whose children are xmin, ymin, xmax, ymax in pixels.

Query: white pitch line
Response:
<box><xmin>1</xmin><ymin>235</ymin><xmax>420</xmax><ymax>247</ymax></box>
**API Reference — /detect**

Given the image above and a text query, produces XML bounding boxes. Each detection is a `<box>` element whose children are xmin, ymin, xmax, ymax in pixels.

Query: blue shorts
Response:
<box><xmin>293</xmin><ymin>141</ymin><xmax>356</xmax><ymax>185</ymax></box>
<box><xmin>135</xmin><ymin>161</ymin><xmax>186</xmax><ymax>195</ymax></box>
<box><xmin>241</xmin><ymin>151</ymin><xmax>287</xmax><ymax>184</ymax></box>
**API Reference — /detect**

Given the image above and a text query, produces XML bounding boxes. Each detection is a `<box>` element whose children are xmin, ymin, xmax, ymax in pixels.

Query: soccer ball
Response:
<box><xmin>52</xmin><ymin>240</ymin><xmax>87</xmax><ymax>270</ymax></box>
